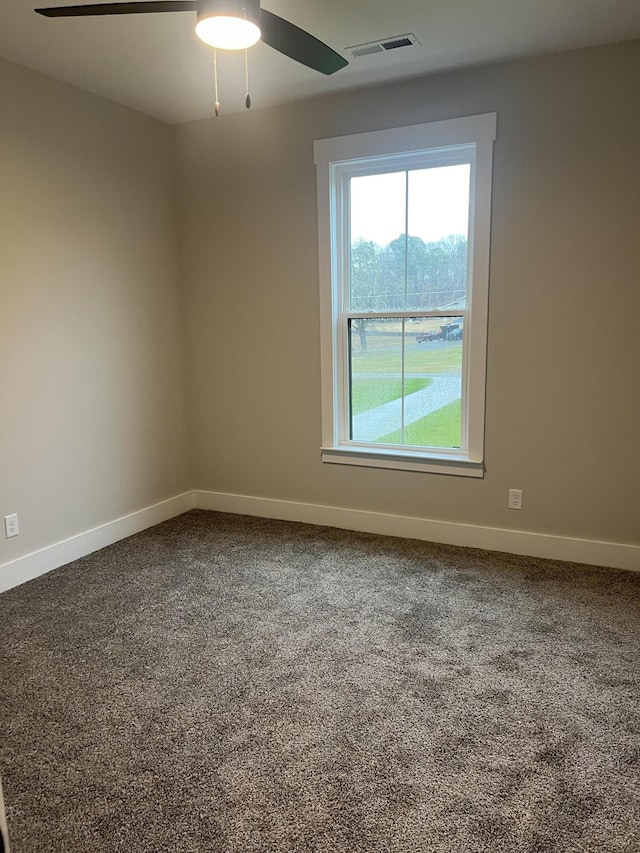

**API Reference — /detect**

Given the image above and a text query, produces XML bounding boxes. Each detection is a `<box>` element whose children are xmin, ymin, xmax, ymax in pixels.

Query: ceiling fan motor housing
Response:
<box><xmin>196</xmin><ymin>0</ymin><xmax>261</xmax><ymax>29</ymax></box>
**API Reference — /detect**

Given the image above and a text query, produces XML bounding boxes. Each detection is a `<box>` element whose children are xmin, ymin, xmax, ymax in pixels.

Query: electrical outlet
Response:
<box><xmin>4</xmin><ymin>514</ymin><xmax>19</xmax><ymax>538</ymax></box>
<box><xmin>508</xmin><ymin>489</ymin><xmax>523</xmax><ymax>511</ymax></box>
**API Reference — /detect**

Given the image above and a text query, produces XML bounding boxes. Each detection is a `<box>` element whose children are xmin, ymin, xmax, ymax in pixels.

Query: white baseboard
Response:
<box><xmin>2</xmin><ymin>489</ymin><xmax>637</xmax><ymax>594</ymax></box>
<box><xmin>0</xmin><ymin>492</ymin><xmax>195</xmax><ymax>594</ymax></box>
<box><xmin>194</xmin><ymin>490</ymin><xmax>640</xmax><ymax>573</ymax></box>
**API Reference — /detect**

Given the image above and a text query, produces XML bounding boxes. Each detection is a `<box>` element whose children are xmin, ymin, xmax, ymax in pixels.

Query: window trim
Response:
<box><xmin>314</xmin><ymin>113</ymin><xmax>497</xmax><ymax>477</ymax></box>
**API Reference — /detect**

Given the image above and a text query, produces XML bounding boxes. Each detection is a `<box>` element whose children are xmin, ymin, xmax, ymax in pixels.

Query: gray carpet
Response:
<box><xmin>0</xmin><ymin>510</ymin><xmax>638</xmax><ymax>853</ymax></box>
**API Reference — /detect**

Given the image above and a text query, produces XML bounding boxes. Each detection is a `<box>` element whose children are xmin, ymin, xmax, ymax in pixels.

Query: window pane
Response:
<box><xmin>349</xmin><ymin>318</ymin><xmax>403</xmax><ymax>440</ymax></box>
<box><xmin>407</xmin><ymin>165</ymin><xmax>470</xmax><ymax>310</ymax></box>
<box><xmin>349</xmin><ymin>316</ymin><xmax>463</xmax><ymax>448</ymax></box>
<box><xmin>350</xmin><ymin>172</ymin><xmax>406</xmax><ymax>312</ymax></box>
<box><xmin>350</xmin><ymin>165</ymin><xmax>470</xmax><ymax>313</ymax></box>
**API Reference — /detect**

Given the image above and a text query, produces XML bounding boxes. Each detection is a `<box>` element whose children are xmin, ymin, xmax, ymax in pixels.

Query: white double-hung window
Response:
<box><xmin>314</xmin><ymin>113</ymin><xmax>496</xmax><ymax>477</ymax></box>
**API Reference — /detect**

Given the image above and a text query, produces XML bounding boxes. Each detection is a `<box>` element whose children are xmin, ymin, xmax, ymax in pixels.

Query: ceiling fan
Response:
<box><xmin>34</xmin><ymin>0</ymin><xmax>349</xmax><ymax>76</ymax></box>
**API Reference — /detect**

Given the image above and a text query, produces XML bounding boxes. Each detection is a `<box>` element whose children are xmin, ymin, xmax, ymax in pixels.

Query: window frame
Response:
<box><xmin>314</xmin><ymin>113</ymin><xmax>497</xmax><ymax>477</ymax></box>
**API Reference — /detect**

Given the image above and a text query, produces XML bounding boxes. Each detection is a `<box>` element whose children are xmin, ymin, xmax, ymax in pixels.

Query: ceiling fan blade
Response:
<box><xmin>35</xmin><ymin>1</ymin><xmax>197</xmax><ymax>17</ymax></box>
<box><xmin>260</xmin><ymin>9</ymin><xmax>347</xmax><ymax>76</ymax></box>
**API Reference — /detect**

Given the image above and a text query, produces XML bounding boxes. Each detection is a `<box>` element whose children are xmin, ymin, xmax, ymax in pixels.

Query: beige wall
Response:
<box><xmin>177</xmin><ymin>41</ymin><xmax>640</xmax><ymax>547</ymax></box>
<box><xmin>1</xmin><ymin>41</ymin><xmax>638</xmax><ymax>568</ymax></box>
<box><xmin>0</xmin><ymin>59</ymin><xmax>189</xmax><ymax>563</ymax></box>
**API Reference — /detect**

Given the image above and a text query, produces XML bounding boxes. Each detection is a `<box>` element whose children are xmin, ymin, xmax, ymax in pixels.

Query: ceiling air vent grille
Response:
<box><xmin>381</xmin><ymin>37</ymin><xmax>413</xmax><ymax>50</ymax></box>
<box><xmin>346</xmin><ymin>33</ymin><xmax>421</xmax><ymax>60</ymax></box>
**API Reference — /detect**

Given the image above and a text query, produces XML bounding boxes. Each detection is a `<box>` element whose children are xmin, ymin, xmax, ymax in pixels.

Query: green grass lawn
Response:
<box><xmin>377</xmin><ymin>399</ymin><xmax>461</xmax><ymax>448</ymax></box>
<box><xmin>350</xmin><ymin>339</ymin><xmax>462</xmax><ymax>444</ymax></box>
<box><xmin>352</xmin><ymin>342</ymin><xmax>462</xmax><ymax>375</ymax></box>
<box><xmin>351</xmin><ymin>377</ymin><xmax>432</xmax><ymax>416</ymax></box>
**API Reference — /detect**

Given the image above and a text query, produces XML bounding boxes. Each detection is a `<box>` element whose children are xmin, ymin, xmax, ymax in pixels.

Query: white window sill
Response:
<box><xmin>321</xmin><ymin>446</ymin><xmax>484</xmax><ymax>477</ymax></box>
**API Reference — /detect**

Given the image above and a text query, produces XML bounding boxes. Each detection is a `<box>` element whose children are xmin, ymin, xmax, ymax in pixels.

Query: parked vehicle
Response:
<box><xmin>416</xmin><ymin>322</ymin><xmax>463</xmax><ymax>343</ymax></box>
<box><xmin>441</xmin><ymin>322</ymin><xmax>462</xmax><ymax>340</ymax></box>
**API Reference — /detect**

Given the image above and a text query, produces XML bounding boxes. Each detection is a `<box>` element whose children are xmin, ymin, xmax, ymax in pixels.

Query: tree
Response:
<box><xmin>422</xmin><ymin>234</ymin><xmax>467</xmax><ymax>305</ymax></box>
<box><xmin>350</xmin><ymin>239</ymin><xmax>386</xmax><ymax>351</ymax></box>
<box><xmin>349</xmin><ymin>233</ymin><xmax>468</xmax><ymax>348</ymax></box>
<box><xmin>382</xmin><ymin>235</ymin><xmax>433</xmax><ymax>308</ymax></box>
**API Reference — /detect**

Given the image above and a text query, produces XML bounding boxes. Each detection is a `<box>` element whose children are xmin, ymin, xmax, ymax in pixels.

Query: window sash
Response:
<box><xmin>335</xmin><ymin>150</ymin><xmax>476</xmax><ymax>317</ymax></box>
<box><xmin>341</xmin><ymin>312</ymin><xmax>468</xmax><ymax>454</ymax></box>
<box><xmin>343</xmin><ymin>310</ymin><xmax>470</xmax><ymax>320</ymax></box>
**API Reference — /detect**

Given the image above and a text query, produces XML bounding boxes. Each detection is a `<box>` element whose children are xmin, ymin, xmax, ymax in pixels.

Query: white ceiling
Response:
<box><xmin>2</xmin><ymin>0</ymin><xmax>640</xmax><ymax>125</ymax></box>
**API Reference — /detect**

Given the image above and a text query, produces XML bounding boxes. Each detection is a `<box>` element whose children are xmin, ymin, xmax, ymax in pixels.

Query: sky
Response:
<box><xmin>350</xmin><ymin>164</ymin><xmax>470</xmax><ymax>247</ymax></box>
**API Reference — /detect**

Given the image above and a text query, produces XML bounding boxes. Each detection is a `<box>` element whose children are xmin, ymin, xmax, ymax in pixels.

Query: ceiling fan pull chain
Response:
<box><xmin>213</xmin><ymin>46</ymin><xmax>221</xmax><ymax>118</ymax></box>
<box><xmin>244</xmin><ymin>49</ymin><xmax>251</xmax><ymax>109</ymax></box>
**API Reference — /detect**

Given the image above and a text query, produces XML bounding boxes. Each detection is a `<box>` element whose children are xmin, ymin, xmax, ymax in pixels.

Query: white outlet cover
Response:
<box><xmin>508</xmin><ymin>489</ymin><xmax>523</xmax><ymax>510</ymax></box>
<box><xmin>4</xmin><ymin>514</ymin><xmax>19</xmax><ymax>538</ymax></box>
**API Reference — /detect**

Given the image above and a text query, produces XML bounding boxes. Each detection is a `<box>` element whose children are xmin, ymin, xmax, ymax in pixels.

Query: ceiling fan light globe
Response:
<box><xmin>195</xmin><ymin>15</ymin><xmax>261</xmax><ymax>50</ymax></box>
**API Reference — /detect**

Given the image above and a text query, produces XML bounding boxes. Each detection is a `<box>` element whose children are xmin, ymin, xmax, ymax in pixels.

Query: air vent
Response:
<box><xmin>351</xmin><ymin>43</ymin><xmax>385</xmax><ymax>58</ymax></box>
<box><xmin>346</xmin><ymin>33</ymin><xmax>421</xmax><ymax>60</ymax></box>
<box><xmin>381</xmin><ymin>37</ymin><xmax>413</xmax><ymax>50</ymax></box>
